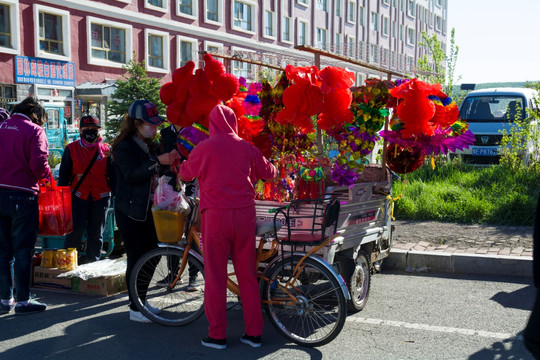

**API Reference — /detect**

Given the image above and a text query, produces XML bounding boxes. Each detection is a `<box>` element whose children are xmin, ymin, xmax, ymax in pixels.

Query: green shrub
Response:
<box><xmin>392</xmin><ymin>162</ymin><xmax>540</xmax><ymax>226</ymax></box>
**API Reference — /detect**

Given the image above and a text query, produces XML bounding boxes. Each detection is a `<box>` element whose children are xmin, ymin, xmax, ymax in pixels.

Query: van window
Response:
<box><xmin>46</xmin><ymin>109</ymin><xmax>60</xmax><ymax>129</ymax></box>
<box><xmin>460</xmin><ymin>95</ymin><xmax>525</xmax><ymax>122</ymax></box>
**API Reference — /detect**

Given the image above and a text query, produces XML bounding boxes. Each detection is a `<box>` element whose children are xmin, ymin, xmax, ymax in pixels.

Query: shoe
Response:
<box><xmin>186</xmin><ymin>277</ymin><xmax>200</xmax><ymax>292</ymax></box>
<box><xmin>129</xmin><ymin>309</ymin><xmax>152</xmax><ymax>323</ymax></box>
<box><xmin>201</xmin><ymin>336</ymin><xmax>227</xmax><ymax>350</ymax></box>
<box><xmin>240</xmin><ymin>334</ymin><xmax>262</xmax><ymax>348</ymax></box>
<box><xmin>156</xmin><ymin>275</ymin><xmax>180</xmax><ymax>288</ymax></box>
<box><xmin>14</xmin><ymin>299</ymin><xmax>46</xmax><ymax>315</ymax></box>
<box><xmin>144</xmin><ymin>301</ymin><xmax>161</xmax><ymax>315</ymax></box>
<box><xmin>0</xmin><ymin>298</ymin><xmax>15</xmax><ymax>315</ymax></box>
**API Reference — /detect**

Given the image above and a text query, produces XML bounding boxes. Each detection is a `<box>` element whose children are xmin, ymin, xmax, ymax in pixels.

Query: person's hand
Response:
<box><xmin>157</xmin><ymin>149</ymin><xmax>181</xmax><ymax>165</ymax></box>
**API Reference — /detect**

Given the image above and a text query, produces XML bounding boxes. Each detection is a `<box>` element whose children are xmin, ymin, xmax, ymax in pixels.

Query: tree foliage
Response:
<box><xmin>416</xmin><ymin>28</ymin><xmax>466</xmax><ymax>104</ymax></box>
<box><xmin>104</xmin><ymin>59</ymin><xmax>164</xmax><ymax>141</ymax></box>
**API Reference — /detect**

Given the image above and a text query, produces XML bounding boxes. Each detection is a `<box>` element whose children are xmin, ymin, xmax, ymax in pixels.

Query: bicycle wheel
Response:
<box><xmin>129</xmin><ymin>247</ymin><xmax>205</xmax><ymax>326</ymax></box>
<box><xmin>261</xmin><ymin>255</ymin><xmax>347</xmax><ymax>347</ymax></box>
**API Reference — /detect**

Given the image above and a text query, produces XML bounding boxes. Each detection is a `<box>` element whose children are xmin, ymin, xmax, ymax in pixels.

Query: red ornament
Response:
<box><xmin>385</xmin><ymin>144</ymin><xmax>425</xmax><ymax>174</ymax></box>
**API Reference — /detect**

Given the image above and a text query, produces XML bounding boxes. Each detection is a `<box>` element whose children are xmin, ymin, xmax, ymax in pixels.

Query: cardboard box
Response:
<box><xmin>71</xmin><ymin>274</ymin><xmax>127</xmax><ymax>296</ymax></box>
<box><xmin>33</xmin><ymin>266</ymin><xmax>72</xmax><ymax>291</ymax></box>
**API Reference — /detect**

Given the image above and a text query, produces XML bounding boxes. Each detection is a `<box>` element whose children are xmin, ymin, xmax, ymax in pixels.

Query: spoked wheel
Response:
<box><xmin>261</xmin><ymin>255</ymin><xmax>347</xmax><ymax>347</ymax></box>
<box><xmin>129</xmin><ymin>247</ymin><xmax>205</xmax><ymax>326</ymax></box>
<box><xmin>347</xmin><ymin>250</ymin><xmax>371</xmax><ymax>313</ymax></box>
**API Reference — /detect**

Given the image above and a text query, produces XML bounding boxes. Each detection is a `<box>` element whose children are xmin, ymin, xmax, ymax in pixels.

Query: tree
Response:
<box><xmin>104</xmin><ymin>58</ymin><xmax>165</xmax><ymax>141</ymax></box>
<box><xmin>416</xmin><ymin>28</ymin><xmax>465</xmax><ymax>104</ymax></box>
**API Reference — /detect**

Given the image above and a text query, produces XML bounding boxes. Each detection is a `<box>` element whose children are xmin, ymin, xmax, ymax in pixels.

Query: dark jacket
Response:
<box><xmin>160</xmin><ymin>125</ymin><xmax>184</xmax><ymax>190</ymax></box>
<box><xmin>113</xmin><ymin>136</ymin><xmax>161</xmax><ymax>221</ymax></box>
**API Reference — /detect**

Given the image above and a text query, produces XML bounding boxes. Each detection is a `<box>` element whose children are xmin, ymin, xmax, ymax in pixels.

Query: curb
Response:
<box><xmin>383</xmin><ymin>249</ymin><xmax>534</xmax><ymax>278</ymax></box>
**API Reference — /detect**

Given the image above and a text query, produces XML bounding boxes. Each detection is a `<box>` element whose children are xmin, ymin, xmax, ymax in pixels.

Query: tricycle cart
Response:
<box><xmin>255</xmin><ymin>164</ymin><xmax>393</xmax><ymax>312</ymax></box>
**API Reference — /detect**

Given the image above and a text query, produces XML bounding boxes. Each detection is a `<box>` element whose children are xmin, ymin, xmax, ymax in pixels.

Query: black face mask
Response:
<box><xmin>81</xmin><ymin>129</ymin><xmax>99</xmax><ymax>143</ymax></box>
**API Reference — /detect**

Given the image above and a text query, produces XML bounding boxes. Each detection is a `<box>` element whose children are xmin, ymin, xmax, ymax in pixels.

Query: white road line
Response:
<box><xmin>347</xmin><ymin>317</ymin><xmax>512</xmax><ymax>340</ymax></box>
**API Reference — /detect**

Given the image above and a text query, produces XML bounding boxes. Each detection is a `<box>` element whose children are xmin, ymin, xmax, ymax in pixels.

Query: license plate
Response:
<box><xmin>472</xmin><ymin>147</ymin><xmax>498</xmax><ymax>156</ymax></box>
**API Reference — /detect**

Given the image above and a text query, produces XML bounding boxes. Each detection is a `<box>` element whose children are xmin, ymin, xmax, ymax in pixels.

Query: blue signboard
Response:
<box><xmin>15</xmin><ymin>56</ymin><xmax>75</xmax><ymax>87</ymax></box>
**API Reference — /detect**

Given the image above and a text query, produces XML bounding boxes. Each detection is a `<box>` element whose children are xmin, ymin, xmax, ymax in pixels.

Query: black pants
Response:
<box><xmin>525</xmin><ymin>287</ymin><xmax>540</xmax><ymax>359</ymax></box>
<box><xmin>115</xmin><ymin>208</ymin><xmax>158</xmax><ymax>311</ymax></box>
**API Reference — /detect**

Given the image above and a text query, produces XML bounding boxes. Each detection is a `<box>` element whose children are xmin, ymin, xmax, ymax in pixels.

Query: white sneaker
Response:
<box><xmin>144</xmin><ymin>301</ymin><xmax>161</xmax><ymax>315</ymax></box>
<box><xmin>129</xmin><ymin>309</ymin><xmax>152</xmax><ymax>323</ymax></box>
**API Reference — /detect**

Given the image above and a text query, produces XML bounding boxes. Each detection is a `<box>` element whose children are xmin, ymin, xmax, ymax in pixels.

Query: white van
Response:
<box><xmin>452</xmin><ymin>87</ymin><xmax>540</xmax><ymax>165</ymax></box>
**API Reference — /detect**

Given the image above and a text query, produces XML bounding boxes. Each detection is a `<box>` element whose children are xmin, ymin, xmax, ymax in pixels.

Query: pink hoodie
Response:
<box><xmin>180</xmin><ymin>105</ymin><xmax>276</xmax><ymax>211</ymax></box>
<box><xmin>0</xmin><ymin>113</ymin><xmax>51</xmax><ymax>194</ymax></box>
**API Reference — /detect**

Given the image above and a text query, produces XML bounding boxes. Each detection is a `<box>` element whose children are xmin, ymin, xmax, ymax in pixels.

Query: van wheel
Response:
<box><xmin>347</xmin><ymin>250</ymin><xmax>371</xmax><ymax>313</ymax></box>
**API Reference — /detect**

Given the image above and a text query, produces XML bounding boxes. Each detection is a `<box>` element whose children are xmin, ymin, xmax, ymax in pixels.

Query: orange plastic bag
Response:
<box><xmin>38</xmin><ymin>177</ymin><xmax>73</xmax><ymax>236</ymax></box>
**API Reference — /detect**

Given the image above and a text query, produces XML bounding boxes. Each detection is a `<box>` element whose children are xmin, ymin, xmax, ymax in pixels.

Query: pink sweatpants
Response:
<box><xmin>201</xmin><ymin>206</ymin><xmax>263</xmax><ymax>339</ymax></box>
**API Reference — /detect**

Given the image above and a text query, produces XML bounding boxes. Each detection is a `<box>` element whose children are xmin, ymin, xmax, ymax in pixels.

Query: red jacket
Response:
<box><xmin>180</xmin><ymin>105</ymin><xmax>276</xmax><ymax>211</ymax></box>
<box><xmin>65</xmin><ymin>140</ymin><xmax>111</xmax><ymax>200</ymax></box>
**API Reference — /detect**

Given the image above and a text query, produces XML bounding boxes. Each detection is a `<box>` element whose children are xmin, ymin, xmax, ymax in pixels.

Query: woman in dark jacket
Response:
<box><xmin>111</xmin><ymin>100</ymin><xmax>179</xmax><ymax>323</ymax></box>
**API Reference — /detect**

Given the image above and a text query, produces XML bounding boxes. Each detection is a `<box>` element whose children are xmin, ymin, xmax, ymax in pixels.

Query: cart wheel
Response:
<box><xmin>347</xmin><ymin>250</ymin><xmax>371</xmax><ymax>313</ymax></box>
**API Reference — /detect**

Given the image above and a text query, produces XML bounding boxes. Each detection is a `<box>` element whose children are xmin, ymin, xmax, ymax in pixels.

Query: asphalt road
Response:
<box><xmin>0</xmin><ymin>270</ymin><xmax>535</xmax><ymax>360</ymax></box>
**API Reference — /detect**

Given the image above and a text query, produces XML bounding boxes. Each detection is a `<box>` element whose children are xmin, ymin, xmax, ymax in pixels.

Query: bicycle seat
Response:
<box><xmin>256</xmin><ymin>221</ymin><xmax>282</xmax><ymax>237</ymax></box>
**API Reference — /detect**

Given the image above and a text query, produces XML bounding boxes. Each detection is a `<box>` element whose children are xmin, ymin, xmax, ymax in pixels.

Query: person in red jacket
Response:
<box><xmin>180</xmin><ymin>104</ymin><xmax>277</xmax><ymax>350</ymax></box>
<box><xmin>58</xmin><ymin>115</ymin><xmax>114</xmax><ymax>263</ymax></box>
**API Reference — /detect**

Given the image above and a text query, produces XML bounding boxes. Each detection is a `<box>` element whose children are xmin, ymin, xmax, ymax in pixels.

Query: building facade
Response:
<box><xmin>0</xmin><ymin>0</ymin><xmax>447</xmax><ymax>127</ymax></box>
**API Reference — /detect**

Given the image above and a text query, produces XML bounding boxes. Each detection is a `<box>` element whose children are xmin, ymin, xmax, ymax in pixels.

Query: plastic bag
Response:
<box><xmin>38</xmin><ymin>177</ymin><xmax>73</xmax><ymax>236</ymax></box>
<box><xmin>153</xmin><ymin>175</ymin><xmax>190</xmax><ymax>214</ymax></box>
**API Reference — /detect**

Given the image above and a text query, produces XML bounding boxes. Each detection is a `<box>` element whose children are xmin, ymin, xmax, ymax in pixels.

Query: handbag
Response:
<box><xmin>38</xmin><ymin>177</ymin><xmax>73</xmax><ymax>236</ymax></box>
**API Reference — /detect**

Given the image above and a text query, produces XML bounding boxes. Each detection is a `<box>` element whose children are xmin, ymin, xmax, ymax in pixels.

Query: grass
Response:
<box><xmin>391</xmin><ymin>162</ymin><xmax>540</xmax><ymax>226</ymax></box>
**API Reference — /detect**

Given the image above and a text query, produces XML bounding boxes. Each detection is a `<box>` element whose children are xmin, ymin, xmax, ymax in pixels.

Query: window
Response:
<box><xmin>0</xmin><ymin>84</ymin><xmax>16</xmax><ymax>109</ymax></box>
<box><xmin>88</xmin><ymin>18</ymin><xmax>132</xmax><ymax>68</ymax></box>
<box><xmin>370</xmin><ymin>11</ymin><xmax>378</xmax><ymax>31</ymax></box>
<box><xmin>347</xmin><ymin>35</ymin><xmax>355</xmax><ymax>58</ymax></box>
<box><xmin>407</xmin><ymin>0</ymin><xmax>415</xmax><ymax>17</ymax></box>
<box><xmin>382</xmin><ymin>0</ymin><xmax>389</xmax><ymax>5</ymax></box>
<box><xmin>205</xmin><ymin>0</ymin><xmax>222</xmax><ymax>24</ymax></box>
<box><xmin>231</xmin><ymin>47</ymin><xmax>254</xmax><ymax>80</ymax></box>
<box><xmin>204</xmin><ymin>41</ymin><xmax>223</xmax><ymax>57</ymax></box>
<box><xmin>382</xmin><ymin>16</ymin><xmax>389</xmax><ymax>36</ymax></box>
<box><xmin>297</xmin><ymin>19</ymin><xmax>308</xmax><ymax>45</ymax></box>
<box><xmin>34</xmin><ymin>5</ymin><xmax>70</xmax><ymax>60</ymax></box>
<box><xmin>335</xmin><ymin>0</ymin><xmax>342</xmax><ymax>17</ymax></box>
<box><xmin>334</xmin><ymin>33</ymin><xmax>342</xmax><ymax>54</ymax></box>
<box><xmin>356</xmin><ymin>72</ymin><xmax>364</xmax><ymax>86</ymax></box>
<box><xmin>316</xmin><ymin>0</ymin><xmax>327</xmax><ymax>11</ymax></box>
<box><xmin>297</xmin><ymin>0</ymin><xmax>308</xmax><ymax>6</ymax></box>
<box><xmin>358</xmin><ymin>6</ymin><xmax>364</xmax><ymax>25</ymax></box>
<box><xmin>177</xmin><ymin>0</ymin><xmax>197</xmax><ymax>18</ymax></box>
<box><xmin>316</xmin><ymin>28</ymin><xmax>327</xmax><ymax>50</ymax></box>
<box><xmin>347</xmin><ymin>0</ymin><xmax>356</xmax><ymax>23</ymax></box>
<box><xmin>233</xmin><ymin>1</ymin><xmax>254</xmax><ymax>32</ymax></box>
<box><xmin>369</xmin><ymin>44</ymin><xmax>378</xmax><ymax>63</ymax></box>
<box><xmin>0</xmin><ymin>0</ymin><xmax>20</xmax><ymax>55</ymax></box>
<box><xmin>282</xmin><ymin>17</ymin><xmax>291</xmax><ymax>42</ymax></box>
<box><xmin>406</xmin><ymin>27</ymin><xmax>415</xmax><ymax>45</ymax></box>
<box><xmin>399</xmin><ymin>24</ymin><xmax>404</xmax><ymax>41</ymax></box>
<box><xmin>435</xmin><ymin>15</ymin><xmax>442</xmax><ymax>31</ymax></box>
<box><xmin>177</xmin><ymin>36</ymin><xmax>197</xmax><ymax>68</ymax></box>
<box><xmin>264</xmin><ymin>10</ymin><xmax>274</xmax><ymax>37</ymax></box>
<box><xmin>145</xmin><ymin>29</ymin><xmax>169</xmax><ymax>73</ymax></box>
<box><xmin>145</xmin><ymin>0</ymin><xmax>168</xmax><ymax>12</ymax></box>
<box><xmin>392</xmin><ymin>21</ymin><xmax>396</xmax><ymax>38</ymax></box>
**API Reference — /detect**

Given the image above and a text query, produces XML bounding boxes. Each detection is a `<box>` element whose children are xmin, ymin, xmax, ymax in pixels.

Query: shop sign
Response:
<box><xmin>15</xmin><ymin>56</ymin><xmax>75</xmax><ymax>87</ymax></box>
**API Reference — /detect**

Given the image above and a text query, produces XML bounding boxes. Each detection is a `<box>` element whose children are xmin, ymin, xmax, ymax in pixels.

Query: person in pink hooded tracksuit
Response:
<box><xmin>180</xmin><ymin>104</ymin><xmax>276</xmax><ymax>350</ymax></box>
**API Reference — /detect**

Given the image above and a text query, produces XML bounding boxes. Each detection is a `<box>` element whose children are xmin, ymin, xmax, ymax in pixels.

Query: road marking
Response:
<box><xmin>347</xmin><ymin>317</ymin><xmax>512</xmax><ymax>340</ymax></box>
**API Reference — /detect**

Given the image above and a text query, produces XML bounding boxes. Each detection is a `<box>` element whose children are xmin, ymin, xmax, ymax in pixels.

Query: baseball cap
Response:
<box><xmin>79</xmin><ymin>114</ymin><xmax>100</xmax><ymax>128</ymax></box>
<box><xmin>128</xmin><ymin>100</ymin><xmax>164</xmax><ymax>126</ymax></box>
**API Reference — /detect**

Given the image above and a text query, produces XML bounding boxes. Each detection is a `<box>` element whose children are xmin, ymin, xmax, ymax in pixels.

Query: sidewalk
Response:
<box><xmin>383</xmin><ymin>220</ymin><xmax>535</xmax><ymax>278</ymax></box>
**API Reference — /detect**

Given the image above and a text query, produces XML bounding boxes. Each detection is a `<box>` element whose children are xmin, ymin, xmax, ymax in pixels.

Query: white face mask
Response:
<box><xmin>139</xmin><ymin>124</ymin><xmax>157</xmax><ymax>139</ymax></box>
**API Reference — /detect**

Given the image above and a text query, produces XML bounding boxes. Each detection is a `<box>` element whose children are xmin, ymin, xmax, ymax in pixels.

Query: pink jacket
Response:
<box><xmin>0</xmin><ymin>113</ymin><xmax>51</xmax><ymax>194</ymax></box>
<box><xmin>180</xmin><ymin>105</ymin><xmax>276</xmax><ymax>211</ymax></box>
